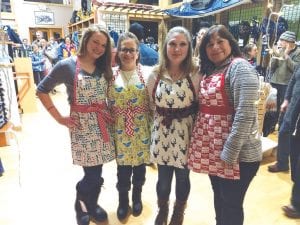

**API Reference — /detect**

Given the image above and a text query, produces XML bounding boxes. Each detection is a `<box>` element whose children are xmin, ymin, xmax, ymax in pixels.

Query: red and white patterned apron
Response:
<box><xmin>69</xmin><ymin>60</ymin><xmax>115</xmax><ymax>167</ymax></box>
<box><xmin>188</xmin><ymin>69</ymin><xmax>240</xmax><ymax>179</ymax></box>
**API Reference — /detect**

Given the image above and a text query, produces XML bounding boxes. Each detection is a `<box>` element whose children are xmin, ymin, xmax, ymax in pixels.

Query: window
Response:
<box><xmin>280</xmin><ymin>0</ymin><xmax>300</xmax><ymax>39</ymax></box>
<box><xmin>1</xmin><ymin>0</ymin><xmax>12</xmax><ymax>13</ymax></box>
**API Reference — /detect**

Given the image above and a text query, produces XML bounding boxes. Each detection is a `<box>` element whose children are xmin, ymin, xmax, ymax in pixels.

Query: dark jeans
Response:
<box><xmin>156</xmin><ymin>165</ymin><xmax>190</xmax><ymax>201</ymax></box>
<box><xmin>271</xmin><ymin>83</ymin><xmax>287</xmax><ymax>126</ymax></box>
<box><xmin>117</xmin><ymin>164</ymin><xmax>146</xmax><ymax>192</ymax></box>
<box><xmin>33</xmin><ymin>71</ymin><xmax>45</xmax><ymax>86</ymax></box>
<box><xmin>209</xmin><ymin>162</ymin><xmax>260</xmax><ymax>225</ymax></box>
<box><xmin>290</xmin><ymin>126</ymin><xmax>300</xmax><ymax>211</ymax></box>
<box><xmin>77</xmin><ymin>165</ymin><xmax>103</xmax><ymax>193</ymax></box>
<box><xmin>277</xmin><ymin>122</ymin><xmax>292</xmax><ymax>170</ymax></box>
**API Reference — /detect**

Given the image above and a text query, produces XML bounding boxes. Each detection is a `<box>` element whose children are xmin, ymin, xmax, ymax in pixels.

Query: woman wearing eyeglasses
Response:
<box><xmin>107</xmin><ymin>32</ymin><xmax>152</xmax><ymax>222</ymax></box>
<box><xmin>147</xmin><ymin>26</ymin><xmax>199</xmax><ymax>225</ymax></box>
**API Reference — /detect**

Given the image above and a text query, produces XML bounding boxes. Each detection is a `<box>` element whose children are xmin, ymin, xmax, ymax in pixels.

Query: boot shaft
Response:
<box><xmin>155</xmin><ymin>199</ymin><xmax>169</xmax><ymax>225</ymax></box>
<box><xmin>169</xmin><ymin>200</ymin><xmax>186</xmax><ymax>225</ymax></box>
<box><xmin>132</xmin><ymin>186</ymin><xmax>142</xmax><ymax>203</ymax></box>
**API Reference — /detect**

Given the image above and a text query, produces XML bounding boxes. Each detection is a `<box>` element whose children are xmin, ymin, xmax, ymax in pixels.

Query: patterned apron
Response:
<box><xmin>188</xmin><ymin>69</ymin><xmax>240</xmax><ymax>179</ymax></box>
<box><xmin>70</xmin><ymin>60</ymin><xmax>115</xmax><ymax>167</ymax></box>
<box><xmin>108</xmin><ymin>65</ymin><xmax>151</xmax><ymax>166</ymax></box>
<box><xmin>151</xmin><ymin>76</ymin><xmax>198</xmax><ymax>169</ymax></box>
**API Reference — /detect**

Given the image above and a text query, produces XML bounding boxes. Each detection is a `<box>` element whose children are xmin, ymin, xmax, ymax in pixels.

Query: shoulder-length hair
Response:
<box><xmin>77</xmin><ymin>25</ymin><xmax>113</xmax><ymax>82</ymax></box>
<box><xmin>199</xmin><ymin>24</ymin><xmax>242</xmax><ymax>74</ymax></box>
<box><xmin>156</xmin><ymin>26</ymin><xmax>197</xmax><ymax>78</ymax></box>
<box><xmin>115</xmin><ymin>32</ymin><xmax>140</xmax><ymax>68</ymax></box>
<box><xmin>243</xmin><ymin>43</ymin><xmax>257</xmax><ymax>59</ymax></box>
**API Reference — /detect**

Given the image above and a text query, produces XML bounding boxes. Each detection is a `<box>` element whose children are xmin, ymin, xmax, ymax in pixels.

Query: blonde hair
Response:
<box><xmin>156</xmin><ymin>26</ymin><xmax>197</xmax><ymax>78</ymax></box>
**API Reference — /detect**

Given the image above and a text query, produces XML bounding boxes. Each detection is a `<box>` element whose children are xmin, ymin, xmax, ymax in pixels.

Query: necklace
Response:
<box><xmin>170</xmin><ymin>72</ymin><xmax>183</xmax><ymax>81</ymax></box>
<box><xmin>116</xmin><ymin>65</ymin><xmax>145</xmax><ymax>87</ymax></box>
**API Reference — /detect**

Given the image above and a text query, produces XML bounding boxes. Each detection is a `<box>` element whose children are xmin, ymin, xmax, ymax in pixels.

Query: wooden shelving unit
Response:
<box><xmin>67</xmin><ymin>16</ymin><xmax>95</xmax><ymax>35</ymax></box>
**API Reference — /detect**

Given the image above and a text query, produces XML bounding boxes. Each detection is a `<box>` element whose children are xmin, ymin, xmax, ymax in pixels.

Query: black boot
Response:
<box><xmin>75</xmin><ymin>192</ymin><xmax>90</xmax><ymax>225</ymax></box>
<box><xmin>155</xmin><ymin>199</ymin><xmax>169</xmax><ymax>225</ymax></box>
<box><xmin>117</xmin><ymin>191</ymin><xmax>130</xmax><ymax>221</ymax></box>
<box><xmin>168</xmin><ymin>200</ymin><xmax>186</xmax><ymax>225</ymax></box>
<box><xmin>132</xmin><ymin>186</ymin><xmax>143</xmax><ymax>217</ymax></box>
<box><xmin>87</xmin><ymin>186</ymin><xmax>108</xmax><ymax>222</ymax></box>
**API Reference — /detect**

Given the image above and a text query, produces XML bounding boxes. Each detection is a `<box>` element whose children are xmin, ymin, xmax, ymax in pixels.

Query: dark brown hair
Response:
<box><xmin>77</xmin><ymin>25</ymin><xmax>112</xmax><ymax>81</ymax></box>
<box><xmin>199</xmin><ymin>24</ymin><xmax>242</xmax><ymax>74</ymax></box>
<box><xmin>115</xmin><ymin>32</ymin><xmax>140</xmax><ymax>68</ymax></box>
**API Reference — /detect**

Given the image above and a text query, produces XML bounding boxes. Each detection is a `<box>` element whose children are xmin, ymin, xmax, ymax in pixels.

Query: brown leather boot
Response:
<box><xmin>154</xmin><ymin>199</ymin><xmax>169</xmax><ymax>225</ymax></box>
<box><xmin>168</xmin><ymin>200</ymin><xmax>186</xmax><ymax>225</ymax></box>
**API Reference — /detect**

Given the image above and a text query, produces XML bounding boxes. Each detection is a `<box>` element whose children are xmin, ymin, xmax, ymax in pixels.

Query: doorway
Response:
<box><xmin>29</xmin><ymin>27</ymin><xmax>63</xmax><ymax>43</ymax></box>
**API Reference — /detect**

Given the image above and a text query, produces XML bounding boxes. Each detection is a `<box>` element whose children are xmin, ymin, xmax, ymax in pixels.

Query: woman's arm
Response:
<box><xmin>221</xmin><ymin>59</ymin><xmax>260</xmax><ymax>163</ymax></box>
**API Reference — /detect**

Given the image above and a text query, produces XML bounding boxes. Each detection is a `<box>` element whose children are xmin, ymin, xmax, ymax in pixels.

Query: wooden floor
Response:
<box><xmin>0</xmin><ymin>88</ymin><xmax>300</xmax><ymax>225</ymax></box>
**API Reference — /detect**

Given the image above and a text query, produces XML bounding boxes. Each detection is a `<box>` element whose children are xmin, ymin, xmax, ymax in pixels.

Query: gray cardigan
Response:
<box><xmin>221</xmin><ymin>58</ymin><xmax>262</xmax><ymax>164</ymax></box>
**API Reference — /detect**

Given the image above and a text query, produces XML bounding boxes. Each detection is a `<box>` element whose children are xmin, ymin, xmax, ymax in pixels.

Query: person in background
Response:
<box><xmin>57</xmin><ymin>36</ymin><xmax>77</xmax><ymax>61</ymax></box>
<box><xmin>30</xmin><ymin>43</ymin><xmax>45</xmax><ymax>86</ymax></box>
<box><xmin>147</xmin><ymin>26</ymin><xmax>199</xmax><ymax>225</ymax></box>
<box><xmin>40</xmin><ymin>38</ymin><xmax>53</xmax><ymax>77</ymax></box>
<box><xmin>188</xmin><ymin>24</ymin><xmax>262</xmax><ymax>225</ymax></box>
<box><xmin>129</xmin><ymin>22</ymin><xmax>158</xmax><ymax>66</ymax></box>
<box><xmin>36</xmin><ymin>25</ymin><xmax>115</xmax><ymax>225</ymax></box>
<box><xmin>268</xmin><ymin>31</ymin><xmax>300</xmax><ymax>173</ymax></box>
<box><xmin>193</xmin><ymin>27</ymin><xmax>209</xmax><ymax>59</ymax></box>
<box><xmin>110</xmin><ymin>37</ymin><xmax>117</xmax><ymax>67</ymax></box>
<box><xmin>47</xmin><ymin>36</ymin><xmax>59</xmax><ymax>65</ymax></box>
<box><xmin>277</xmin><ymin>66</ymin><xmax>300</xmax><ymax>218</ymax></box>
<box><xmin>32</xmin><ymin>30</ymin><xmax>43</xmax><ymax>49</ymax></box>
<box><xmin>108</xmin><ymin>32</ymin><xmax>152</xmax><ymax>222</ymax></box>
<box><xmin>146</xmin><ymin>36</ymin><xmax>158</xmax><ymax>52</ymax></box>
<box><xmin>21</xmin><ymin>38</ymin><xmax>32</xmax><ymax>57</ymax></box>
<box><xmin>243</xmin><ymin>43</ymin><xmax>258</xmax><ymax>67</ymax></box>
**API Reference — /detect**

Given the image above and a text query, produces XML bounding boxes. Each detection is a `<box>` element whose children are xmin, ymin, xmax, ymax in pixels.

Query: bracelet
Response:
<box><xmin>47</xmin><ymin>105</ymin><xmax>55</xmax><ymax>111</ymax></box>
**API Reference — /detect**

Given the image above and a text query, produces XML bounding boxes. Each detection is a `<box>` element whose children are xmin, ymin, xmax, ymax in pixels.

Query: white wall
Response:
<box><xmin>13</xmin><ymin>0</ymin><xmax>73</xmax><ymax>40</ymax></box>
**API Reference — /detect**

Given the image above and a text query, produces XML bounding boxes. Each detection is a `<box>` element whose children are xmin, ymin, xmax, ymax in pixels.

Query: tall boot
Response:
<box><xmin>132</xmin><ymin>186</ymin><xmax>143</xmax><ymax>217</ymax></box>
<box><xmin>75</xmin><ymin>190</ymin><xmax>90</xmax><ymax>225</ymax></box>
<box><xmin>155</xmin><ymin>199</ymin><xmax>169</xmax><ymax>225</ymax></box>
<box><xmin>117</xmin><ymin>191</ymin><xmax>130</xmax><ymax>221</ymax></box>
<box><xmin>87</xmin><ymin>186</ymin><xmax>108</xmax><ymax>222</ymax></box>
<box><xmin>168</xmin><ymin>200</ymin><xmax>186</xmax><ymax>225</ymax></box>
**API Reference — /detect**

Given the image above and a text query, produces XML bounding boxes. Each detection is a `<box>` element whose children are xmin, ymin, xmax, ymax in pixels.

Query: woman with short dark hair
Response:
<box><xmin>188</xmin><ymin>24</ymin><xmax>262</xmax><ymax>225</ymax></box>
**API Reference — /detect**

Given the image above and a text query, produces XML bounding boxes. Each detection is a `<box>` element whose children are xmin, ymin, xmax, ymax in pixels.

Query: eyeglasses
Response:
<box><xmin>120</xmin><ymin>48</ymin><xmax>138</xmax><ymax>54</ymax></box>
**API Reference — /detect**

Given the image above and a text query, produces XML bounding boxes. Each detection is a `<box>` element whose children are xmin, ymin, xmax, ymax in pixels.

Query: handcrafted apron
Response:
<box><xmin>70</xmin><ymin>61</ymin><xmax>115</xmax><ymax>167</ymax></box>
<box><xmin>151</xmin><ymin>76</ymin><xmax>198</xmax><ymax>169</ymax></box>
<box><xmin>109</xmin><ymin>66</ymin><xmax>151</xmax><ymax>166</ymax></box>
<box><xmin>188</xmin><ymin>69</ymin><xmax>240</xmax><ymax>179</ymax></box>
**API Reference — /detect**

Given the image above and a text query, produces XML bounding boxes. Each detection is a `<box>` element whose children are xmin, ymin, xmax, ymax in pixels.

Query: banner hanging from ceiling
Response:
<box><xmin>164</xmin><ymin>0</ymin><xmax>252</xmax><ymax>18</ymax></box>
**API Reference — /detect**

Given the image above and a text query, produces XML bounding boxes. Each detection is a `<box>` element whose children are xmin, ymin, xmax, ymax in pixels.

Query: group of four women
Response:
<box><xmin>36</xmin><ymin>23</ymin><xmax>262</xmax><ymax>225</ymax></box>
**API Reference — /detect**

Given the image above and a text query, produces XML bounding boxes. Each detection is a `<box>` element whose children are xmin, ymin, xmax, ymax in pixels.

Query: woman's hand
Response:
<box><xmin>57</xmin><ymin>116</ymin><xmax>80</xmax><ymax>129</ymax></box>
<box><xmin>220</xmin><ymin>159</ymin><xmax>237</xmax><ymax>169</ymax></box>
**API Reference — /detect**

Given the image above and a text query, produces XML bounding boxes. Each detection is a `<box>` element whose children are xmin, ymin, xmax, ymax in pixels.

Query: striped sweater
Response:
<box><xmin>221</xmin><ymin>58</ymin><xmax>262</xmax><ymax>163</ymax></box>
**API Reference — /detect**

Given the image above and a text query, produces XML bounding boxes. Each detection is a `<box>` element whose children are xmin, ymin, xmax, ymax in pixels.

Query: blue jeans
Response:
<box><xmin>291</xmin><ymin>123</ymin><xmax>300</xmax><ymax>211</ymax></box>
<box><xmin>271</xmin><ymin>83</ymin><xmax>287</xmax><ymax>126</ymax></box>
<box><xmin>276</xmin><ymin>123</ymin><xmax>292</xmax><ymax>170</ymax></box>
<box><xmin>156</xmin><ymin>165</ymin><xmax>190</xmax><ymax>201</ymax></box>
<box><xmin>117</xmin><ymin>164</ymin><xmax>146</xmax><ymax>191</ymax></box>
<box><xmin>276</xmin><ymin>102</ymin><xmax>300</xmax><ymax>170</ymax></box>
<box><xmin>209</xmin><ymin>162</ymin><xmax>260</xmax><ymax>225</ymax></box>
